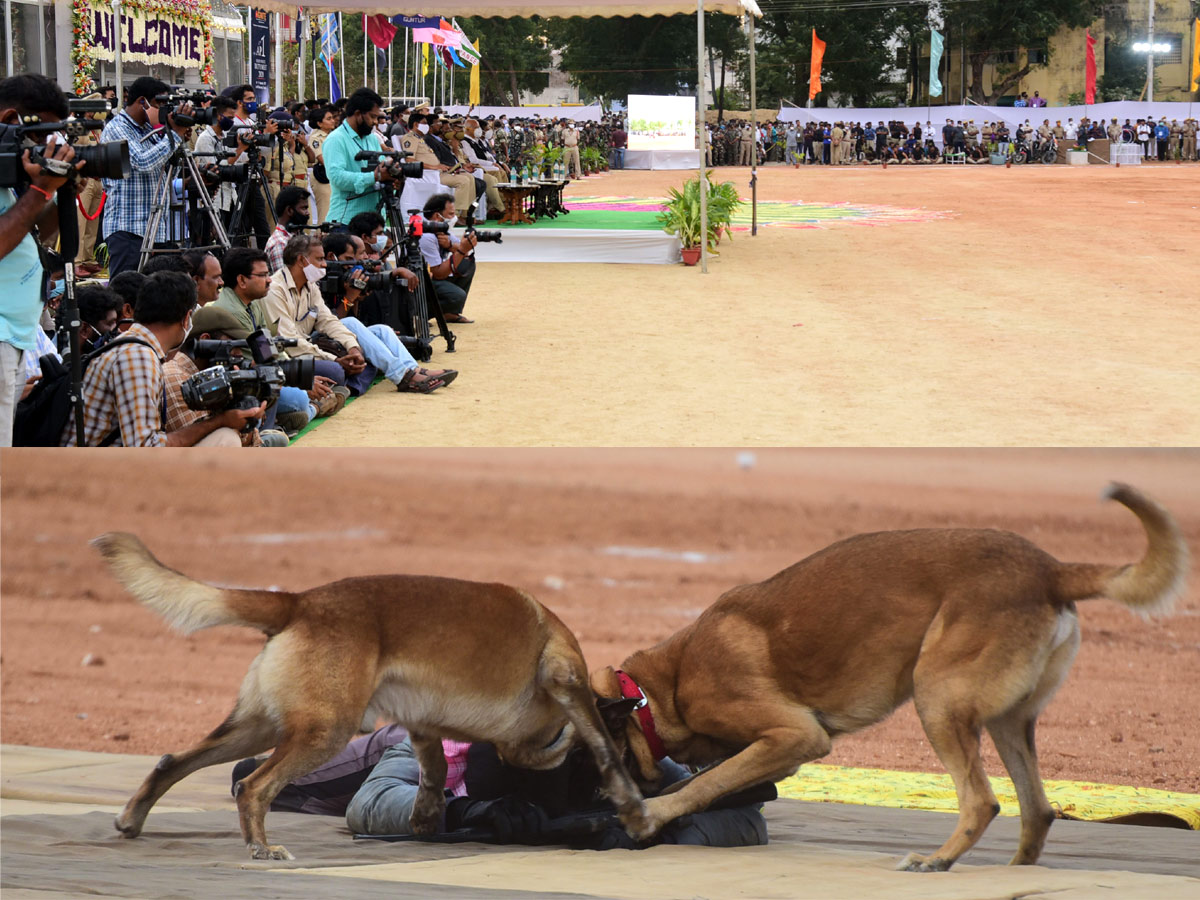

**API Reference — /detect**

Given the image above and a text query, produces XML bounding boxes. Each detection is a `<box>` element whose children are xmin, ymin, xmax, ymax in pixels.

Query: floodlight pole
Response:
<box><xmin>698</xmin><ymin>0</ymin><xmax>707</xmax><ymax>273</ymax></box>
<box><xmin>1147</xmin><ymin>0</ymin><xmax>1155</xmax><ymax>102</ymax></box>
<box><xmin>749</xmin><ymin>12</ymin><xmax>757</xmax><ymax>236</ymax></box>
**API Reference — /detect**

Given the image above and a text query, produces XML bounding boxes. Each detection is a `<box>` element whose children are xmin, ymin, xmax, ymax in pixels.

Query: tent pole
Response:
<box><xmin>4</xmin><ymin>0</ymin><xmax>12</xmax><ymax>76</ymax></box>
<box><xmin>388</xmin><ymin>41</ymin><xmax>393</xmax><ymax>106</ymax></box>
<box><xmin>698</xmin><ymin>0</ymin><xmax>707</xmax><ymax>274</ymax></box>
<box><xmin>298</xmin><ymin>14</ymin><xmax>305</xmax><ymax>102</ymax></box>
<box><xmin>363</xmin><ymin>18</ymin><xmax>368</xmax><ymax>88</ymax></box>
<box><xmin>403</xmin><ymin>31</ymin><xmax>408</xmax><ymax>99</ymax></box>
<box><xmin>338</xmin><ymin>12</ymin><xmax>345</xmax><ymax>96</ymax></box>
<box><xmin>114</xmin><ymin>0</ymin><xmax>124</xmax><ymax>98</ymax></box>
<box><xmin>749</xmin><ymin>12</ymin><xmax>757</xmax><ymax>237</ymax></box>
<box><xmin>274</xmin><ymin>12</ymin><xmax>282</xmax><ymax>105</ymax></box>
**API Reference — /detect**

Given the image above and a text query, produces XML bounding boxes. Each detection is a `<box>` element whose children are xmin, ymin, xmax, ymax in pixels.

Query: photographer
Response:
<box><xmin>261</xmin><ymin>233</ymin><xmax>372</xmax><ymax>393</ymax></box>
<box><xmin>419</xmin><ymin>193</ymin><xmax>477</xmax><ymax>324</ymax></box>
<box><xmin>0</xmin><ymin>73</ymin><xmax>82</xmax><ymax>446</ymax></box>
<box><xmin>264</xmin><ymin>109</ymin><xmax>315</xmax><ymax>207</ymax></box>
<box><xmin>76</xmin><ymin>285</ymin><xmax>122</xmax><ymax>351</ymax></box>
<box><xmin>99</xmin><ymin>77</ymin><xmax>196</xmax><ymax>277</ymax></box>
<box><xmin>162</xmin><ymin>305</ymin><xmax>288</xmax><ymax>447</ymax></box>
<box><xmin>192</xmin><ymin>94</ymin><xmax>238</xmax><ymax>233</ymax></box>
<box><xmin>264</xmin><ymin>186</ymin><xmax>310</xmax><ymax>273</ymax></box>
<box><xmin>183</xmin><ymin>249</ymin><xmax>223</xmax><ymax>306</ymax></box>
<box><xmin>323</xmin><ymin>87</ymin><xmax>400</xmax><ymax>223</ymax></box>
<box><xmin>61</xmin><ymin>271</ymin><xmax>262</xmax><ymax>446</ymax></box>
<box><xmin>323</xmin><ymin>231</ymin><xmax>455</xmax><ymax>394</ymax></box>
<box><xmin>228</xmin><ymin>84</ymin><xmax>278</xmax><ymax>249</ymax></box>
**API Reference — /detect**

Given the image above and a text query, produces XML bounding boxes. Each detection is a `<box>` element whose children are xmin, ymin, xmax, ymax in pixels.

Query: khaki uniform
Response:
<box><xmin>738</xmin><ymin>125</ymin><xmax>753</xmax><ymax>165</ymax></box>
<box><xmin>1051</xmin><ymin>124</ymin><xmax>1065</xmax><ymax>140</ymax></box>
<box><xmin>263</xmin><ymin>138</ymin><xmax>310</xmax><ymax>206</ymax></box>
<box><xmin>400</xmin><ymin>132</ymin><xmax>476</xmax><ymax>210</ymax></box>
<box><xmin>563</xmin><ymin>126</ymin><xmax>581</xmax><ymax>178</ymax></box>
<box><xmin>1107</xmin><ymin>121</ymin><xmax>1121</xmax><ymax>142</ymax></box>
<box><xmin>308</xmin><ymin>129</ymin><xmax>332</xmax><ymax>225</ymax></box>
<box><xmin>1169</xmin><ymin>121</ymin><xmax>1183</xmax><ymax>159</ymax></box>
<box><xmin>1183</xmin><ymin>120</ymin><xmax>1198</xmax><ymax>161</ymax></box>
<box><xmin>830</xmin><ymin>125</ymin><xmax>845</xmax><ymax>165</ymax></box>
<box><xmin>72</xmin><ymin>127</ymin><xmax>102</xmax><ymax>266</ymax></box>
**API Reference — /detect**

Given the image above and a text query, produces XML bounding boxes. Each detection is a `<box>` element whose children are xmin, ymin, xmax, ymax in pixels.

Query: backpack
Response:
<box><xmin>13</xmin><ymin>336</ymin><xmax>158</xmax><ymax>447</ymax></box>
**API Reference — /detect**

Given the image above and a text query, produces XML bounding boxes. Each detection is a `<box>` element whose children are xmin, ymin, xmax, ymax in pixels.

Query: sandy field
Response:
<box><xmin>2</xmin><ymin>448</ymin><xmax>1197</xmax><ymax>794</ymax></box>
<box><xmin>296</xmin><ymin>163</ymin><xmax>1199</xmax><ymax>447</ymax></box>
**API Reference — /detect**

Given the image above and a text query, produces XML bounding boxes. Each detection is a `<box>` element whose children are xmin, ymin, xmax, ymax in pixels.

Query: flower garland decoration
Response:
<box><xmin>70</xmin><ymin>0</ymin><xmax>218</xmax><ymax>93</ymax></box>
<box><xmin>72</xmin><ymin>0</ymin><xmax>96</xmax><ymax>95</ymax></box>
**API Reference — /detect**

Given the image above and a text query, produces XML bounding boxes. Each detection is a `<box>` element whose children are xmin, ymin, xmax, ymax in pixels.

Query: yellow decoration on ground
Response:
<box><xmin>776</xmin><ymin>764</ymin><xmax>1200</xmax><ymax>829</ymax></box>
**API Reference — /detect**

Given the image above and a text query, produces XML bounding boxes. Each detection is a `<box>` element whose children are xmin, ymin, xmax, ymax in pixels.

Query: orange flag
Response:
<box><xmin>809</xmin><ymin>29</ymin><xmax>826</xmax><ymax>101</ymax></box>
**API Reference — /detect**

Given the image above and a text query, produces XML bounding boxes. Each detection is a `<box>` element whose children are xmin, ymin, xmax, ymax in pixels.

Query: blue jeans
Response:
<box><xmin>340</xmin><ymin>317</ymin><xmax>417</xmax><ymax>386</ymax></box>
<box><xmin>612</xmin><ymin>148</ymin><xmax>625</xmax><ymax>169</ymax></box>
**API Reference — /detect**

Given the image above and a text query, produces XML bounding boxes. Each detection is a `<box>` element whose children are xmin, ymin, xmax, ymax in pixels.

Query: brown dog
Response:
<box><xmin>93</xmin><ymin>533</ymin><xmax>651</xmax><ymax>859</ymax></box>
<box><xmin>592</xmin><ymin>484</ymin><xmax>1188</xmax><ymax>871</ymax></box>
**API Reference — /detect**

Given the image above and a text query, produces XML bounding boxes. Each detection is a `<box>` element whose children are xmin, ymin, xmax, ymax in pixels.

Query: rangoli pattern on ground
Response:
<box><xmin>566</xmin><ymin>196</ymin><xmax>955</xmax><ymax>230</ymax></box>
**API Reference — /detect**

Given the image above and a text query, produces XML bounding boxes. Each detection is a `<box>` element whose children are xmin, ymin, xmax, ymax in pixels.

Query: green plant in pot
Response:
<box><xmin>657</xmin><ymin>172</ymin><xmax>744</xmax><ymax>264</ymax></box>
<box><xmin>542</xmin><ymin>144</ymin><xmax>564</xmax><ymax>177</ymax></box>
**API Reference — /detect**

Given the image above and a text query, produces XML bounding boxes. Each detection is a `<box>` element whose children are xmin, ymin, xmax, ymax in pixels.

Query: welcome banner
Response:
<box><xmin>89</xmin><ymin>1</ymin><xmax>206</xmax><ymax>68</ymax></box>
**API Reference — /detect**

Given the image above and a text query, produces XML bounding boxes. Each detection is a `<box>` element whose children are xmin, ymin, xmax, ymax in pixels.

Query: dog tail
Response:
<box><xmin>92</xmin><ymin>532</ymin><xmax>296</xmax><ymax>636</ymax></box>
<box><xmin>1055</xmin><ymin>483</ymin><xmax>1189</xmax><ymax>618</ymax></box>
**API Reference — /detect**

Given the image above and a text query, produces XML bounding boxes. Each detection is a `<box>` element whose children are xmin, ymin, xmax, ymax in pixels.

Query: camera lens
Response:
<box><xmin>277</xmin><ymin>357</ymin><xmax>314</xmax><ymax>391</ymax></box>
<box><xmin>399</xmin><ymin>161</ymin><xmax>424</xmax><ymax>179</ymax></box>
<box><xmin>74</xmin><ymin>140</ymin><xmax>131</xmax><ymax>180</ymax></box>
<box><xmin>218</xmin><ymin>164</ymin><xmax>247</xmax><ymax>182</ymax></box>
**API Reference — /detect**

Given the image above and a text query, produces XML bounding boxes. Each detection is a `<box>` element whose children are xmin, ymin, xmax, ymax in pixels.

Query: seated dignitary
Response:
<box><xmin>400</xmin><ymin>111</ymin><xmax>476</xmax><ymax>213</ymax></box>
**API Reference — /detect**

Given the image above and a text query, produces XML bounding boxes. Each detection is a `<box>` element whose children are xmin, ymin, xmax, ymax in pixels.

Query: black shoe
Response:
<box><xmin>232</xmin><ymin>756</ymin><xmax>263</xmax><ymax>796</ymax></box>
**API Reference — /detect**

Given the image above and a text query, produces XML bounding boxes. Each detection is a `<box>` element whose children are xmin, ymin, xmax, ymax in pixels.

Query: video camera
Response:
<box><xmin>356</xmin><ymin>149</ymin><xmax>423</xmax><ymax>180</ymax></box>
<box><xmin>152</xmin><ymin>88</ymin><xmax>214</xmax><ymax>128</ymax></box>
<box><xmin>319</xmin><ymin>259</ymin><xmax>393</xmax><ymax>297</ymax></box>
<box><xmin>181</xmin><ymin>328</ymin><xmax>315</xmax><ymax>417</ymax></box>
<box><xmin>0</xmin><ymin>100</ymin><xmax>130</xmax><ymax>189</ymax></box>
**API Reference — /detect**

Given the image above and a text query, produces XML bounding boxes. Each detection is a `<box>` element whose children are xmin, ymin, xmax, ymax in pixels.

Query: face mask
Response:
<box><xmin>372</xmin><ymin>235</ymin><xmax>387</xmax><ymax>252</ymax></box>
<box><xmin>444</xmin><ymin>215</ymin><xmax>458</xmax><ymax>228</ymax></box>
<box><xmin>301</xmin><ymin>256</ymin><xmax>324</xmax><ymax>284</ymax></box>
<box><xmin>416</xmin><ymin>123</ymin><xmax>430</xmax><ymax>134</ymax></box>
<box><xmin>243</xmin><ymin>100</ymin><xmax>258</xmax><ymax>115</ymax></box>
<box><xmin>218</xmin><ymin>116</ymin><xmax>234</xmax><ymax>131</ymax></box>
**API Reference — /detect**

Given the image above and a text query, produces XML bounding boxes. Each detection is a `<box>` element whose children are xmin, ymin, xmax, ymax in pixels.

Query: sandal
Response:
<box><xmin>419</xmin><ymin>367</ymin><xmax>458</xmax><ymax>387</ymax></box>
<box><xmin>397</xmin><ymin>369</ymin><xmax>445</xmax><ymax>394</ymax></box>
<box><xmin>443</xmin><ymin>313</ymin><xmax>474</xmax><ymax>324</ymax></box>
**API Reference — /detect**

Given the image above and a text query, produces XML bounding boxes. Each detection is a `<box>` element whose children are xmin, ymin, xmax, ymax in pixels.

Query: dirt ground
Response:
<box><xmin>297</xmin><ymin>163</ymin><xmax>1199</xmax><ymax>447</ymax></box>
<box><xmin>2</xmin><ymin>448</ymin><xmax>1197</xmax><ymax>794</ymax></box>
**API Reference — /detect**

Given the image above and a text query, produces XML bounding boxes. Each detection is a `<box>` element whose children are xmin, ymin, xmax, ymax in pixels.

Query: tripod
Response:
<box><xmin>378</xmin><ymin>181</ymin><xmax>456</xmax><ymax>356</ymax></box>
<box><xmin>138</xmin><ymin>132</ymin><xmax>231</xmax><ymax>271</ymax></box>
<box><xmin>226</xmin><ymin>144</ymin><xmax>277</xmax><ymax>248</ymax></box>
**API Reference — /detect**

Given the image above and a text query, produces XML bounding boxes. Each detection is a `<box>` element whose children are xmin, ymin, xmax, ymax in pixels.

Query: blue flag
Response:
<box><xmin>929</xmin><ymin>30</ymin><xmax>944</xmax><ymax>98</ymax></box>
<box><xmin>326</xmin><ymin>57</ymin><xmax>341</xmax><ymax>102</ymax></box>
<box><xmin>447</xmin><ymin>46</ymin><xmax>466</xmax><ymax>68</ymax></box>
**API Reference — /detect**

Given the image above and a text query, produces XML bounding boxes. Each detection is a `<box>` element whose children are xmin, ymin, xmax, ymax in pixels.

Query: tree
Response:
<box><xmin>546</xmin><ymin>16</ymin><xmax>700</xmax><ymax>100</ymax></box>
<box><xmin>957</xmin><ymin>0</ymin><xmax>1103</xmax><ymax>103</ymax></box>
<box><xmin>454</xmin><ymin>17</ymin><xmax>552</xmax><ymax>106</ymax></box>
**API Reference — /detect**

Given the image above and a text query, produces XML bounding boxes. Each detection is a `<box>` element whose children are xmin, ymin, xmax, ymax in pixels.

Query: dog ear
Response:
<box><xmin>589</xmin><ymin>665</ymin><xmax>622</xmax><ymax>700</ymax></box>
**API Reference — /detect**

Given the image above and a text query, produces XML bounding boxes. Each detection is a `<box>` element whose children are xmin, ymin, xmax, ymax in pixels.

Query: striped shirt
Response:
<box><xmin>100</xmin><ymin>111</ymin><xmax>177</xmax><ymax>242</ymax></box>
<box><xmin>163</xmin><ymin>353</ymin><xmax>261</xmax><ymax>447</ymax></box>
<box><xmin>61</xmin><ymin>323</ymin><xmax>168</xmax><ymax>447</ymax></box>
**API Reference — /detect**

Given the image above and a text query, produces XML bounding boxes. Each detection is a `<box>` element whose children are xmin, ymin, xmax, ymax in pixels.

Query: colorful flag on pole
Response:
<box><xmin>447</xmin><ymin>46</ymin><xmax>467</xmax><ymax>68</ymax></box>
<box><xmin>469</xmin><ymin>35</ymin><xmax>481</xmax><ymax>105</ymax></box>
<box><xmin>412</xmin><ymin>26</ymin><xmax>463</xmax><ymax>49</ymax></box>
<box><xmin>809</xmin><ymin>29</ymin><xmax>825</xmax><ymax>101</ymax></box>
<box><xmin>1084</xmin><ymin>30</ymin><xmax>1097</xmax><ymax>104</ymax></box>
<box><xmin>422</xmin><ymin>42</ymin><xmax>430</xmax><ymax>78</ymax></box>
<box><xmin>364</xmin><ymin>14</ymin><xmax>397</xmax><ymax>51</ymax></box>
<box><xmin>451</xmin><ymin>19</ymin><xmax>480</xmax><ymax>66</ymax></box>
<box><xmin>1191</xmin><ymin>18</ymin><xmax>1199</xmax><ymax>91</ymax></box>
<box><xmin>929</xmin><ymin>30</ymin><xmax>944</xmax><ymax>97</ymax></box>
<box><xmin>391</xmin><ymin>15</ymin><xmax>451</xmax><ymax>30</ymax></box>
<box><xmin>326</xmin><ymin>57</ymin><xmax>341</xmax><ymax>102</ymax></box>
<box><xmin>318</xmin><ymin>13</ymin><xmax>340</xmax><ymax>63</ymax></box>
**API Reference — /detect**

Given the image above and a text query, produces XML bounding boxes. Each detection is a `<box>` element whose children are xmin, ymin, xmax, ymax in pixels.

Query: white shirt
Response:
<box><xmin>194</xmin><ymin>126</ymin><xmax>236</xmax><ymax>210</ymax></box>
<box><xmin>461</xmin><ymin>136</ymin><xmax>499</xmax><ymax>172</ymax></box>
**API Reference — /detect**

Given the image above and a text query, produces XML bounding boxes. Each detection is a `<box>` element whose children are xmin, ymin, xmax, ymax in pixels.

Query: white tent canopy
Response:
<box><xmin>247</xmin><ymin>0</ymin><xmax>759</xmax><ymax>16</ymax></box>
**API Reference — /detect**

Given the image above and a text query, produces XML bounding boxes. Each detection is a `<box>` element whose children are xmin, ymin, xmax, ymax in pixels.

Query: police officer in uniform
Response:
<box><xmin>400</xmin><ymin>112</ymin><xmax>475</xmax><ymax>211</ymax></box>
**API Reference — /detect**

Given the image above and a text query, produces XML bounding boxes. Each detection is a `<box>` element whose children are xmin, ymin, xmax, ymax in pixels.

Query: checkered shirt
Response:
<box><xmin>163</xmin><ymin>353</ymin><xmax>262</xmax><ymax>447</ymax></box>
<box><xmin>264</xmin><ymin>223</ymin><xmax>290</xmax><ymax>273</ymax></box>
<box><xmin>100</xmin><ymin>111</ymin><xmax>177</xmax><ymax>242</ymax></box>
<box><xmin>61</xmin><ymin>323</ymin><xmax>168</xmax><ymax>446</ymax></box>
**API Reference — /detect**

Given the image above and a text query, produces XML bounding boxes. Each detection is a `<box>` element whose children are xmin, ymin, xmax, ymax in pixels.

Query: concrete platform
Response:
<box><xmin>3</xmin><ymin>745</ymin><xmax>1198</xmax><ymax>899</ymax></box>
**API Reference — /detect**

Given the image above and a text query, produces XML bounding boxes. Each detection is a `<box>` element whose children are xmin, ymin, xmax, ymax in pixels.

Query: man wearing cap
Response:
<box><xmin>1183</xmin><ymin>118</ymin><xmax>1197</xmax><ymax>161</ymax></box>
<box><xmin>563</xmin><ymin>120</ymin><xmax>582</xmax><ymax>178</ymax></box>
<box><xmin>162</xmin><ymin>305</ymin><xmax>290</xmax><ymax>447</ymax></box>
<box><xmin>400</xmin><ymin>112</ymin><xmax>476</xmax><ymax>211</ymax></box>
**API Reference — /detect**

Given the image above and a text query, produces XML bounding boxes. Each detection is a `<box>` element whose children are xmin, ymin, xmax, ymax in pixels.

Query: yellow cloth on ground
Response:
<box><xmin>777</xmin><ymin>764</ymin><xmax>1200</xmax><ymax>829</ymax></box>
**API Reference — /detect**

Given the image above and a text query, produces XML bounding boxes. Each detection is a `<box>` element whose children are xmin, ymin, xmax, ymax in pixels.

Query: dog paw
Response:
<box><xmin>897</xmin><ymin>852</ymin><xmax>951</xmax><ymax>872</ymax></box>
<box><xmin>410</xmin><ymin>791</ymin><xmax>445</xmax><ymax>835</ymax></box>
<box><xmin>618</xmin><ymin>800</ymin><xmax>659</xmax><ymax>843</ymax></box>
<box><xmin>248</xmin><ymin>842</ymin><xmax>295</xmax><ymax>860</ymax></box>
<box><xmin>113</xmin><ymin>814</ymin><xmax>141</xmax><ymax>838</ymax></box>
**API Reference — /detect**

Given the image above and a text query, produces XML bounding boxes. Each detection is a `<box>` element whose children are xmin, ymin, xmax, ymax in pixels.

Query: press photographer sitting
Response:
<box><xmin>260</xmin><ymin>233</ymin><xmax>373</xmax><ymax>394</ymax></box>
<box><xmin>76</xmin><ymin>285</ymin><xmax>123</xmax><ymax>351</ymax></box>
<box><xmin>323</xmin><ymin>231</ymin><xmax>455</xmax><ymax>394</ymax></box>
<box><xmin>162</xmin><ymin>305</ymin><xmax>288</xmax><ymax>447</ymax></box>
<box><xmin>61</xmin><ymin>271</ymin><xmax>263</xmax><ymax>446</ymax></box>
<box><xmin>264</xmin><ymin>186</ymin><xmax>310</xmax><ymax>273</ymax></box>
<box><xmin>420</xmin><ymin>193</ymin><xmax>478</xmax><ymax>324</ymax></box>
<box><xmin>100</xmin><ymin>77</ymin><xmax>196</xmax><ymax>277</ymax></box>
<box><xmin>0</xmin><ymin>73</ymin><xmax>81</xmax><ymax>447</ymax></box>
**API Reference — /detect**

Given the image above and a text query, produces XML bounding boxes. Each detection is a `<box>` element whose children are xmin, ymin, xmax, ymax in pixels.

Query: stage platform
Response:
<box><xmin>474</xmin><ymin>202</ymin><xmax>681</xmax><ymax>265</ymax></box>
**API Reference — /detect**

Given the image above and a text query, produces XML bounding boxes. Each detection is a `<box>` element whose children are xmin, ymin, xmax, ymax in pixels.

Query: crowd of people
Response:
<box><xmin>707</xmin><ymin>114</ymin><xmax>1199</xmax><ymax>165</ymax></box>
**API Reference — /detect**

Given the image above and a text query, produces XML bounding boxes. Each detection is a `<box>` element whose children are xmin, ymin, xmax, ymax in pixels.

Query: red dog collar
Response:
<box><xmin>614</xmin><ymin>670</ymin><xmax>668</xmax><ymax>761</ymax></box>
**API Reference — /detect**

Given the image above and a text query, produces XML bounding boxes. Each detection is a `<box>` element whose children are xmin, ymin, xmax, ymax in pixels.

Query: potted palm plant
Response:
<box><xmin>657</xmin><ymin>182</ymin><xmax>702</xmax><ymax>265</ymax></box>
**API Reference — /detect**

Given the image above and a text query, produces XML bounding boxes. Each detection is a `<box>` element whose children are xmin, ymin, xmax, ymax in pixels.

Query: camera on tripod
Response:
<box><xmin>0</xmin><ymin>102</ymin><xmax>130</xmax><ymax>189</ymax></box>
<box><xmin>181</xmin><ymin>328</ymin><xmax>314</xmax><ymax>414</ymax></box>
<box><xmin>459</xmin><ymin>202</ymin><xmax>502</xmax><ymax>243</ymax></box>
<box><xmin>355</xmin><ymin>149</ymin><xmax>423</xmax><ymax>180</ymax></box>
<box><xmin>153</xmin><ymin>88</ymin><xmax>213</xmax><ymax>128</ymax></box>
<box><xmin>222</xmin><ymin>130</ymin><xmax>272</xmax><ymax>150</ymax></box>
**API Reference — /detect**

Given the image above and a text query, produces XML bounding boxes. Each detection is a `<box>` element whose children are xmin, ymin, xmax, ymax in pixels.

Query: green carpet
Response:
<box><xmin>495</xmin><ymin>208</ymin><xmax>664</xmax><ymax>231</ymax></box>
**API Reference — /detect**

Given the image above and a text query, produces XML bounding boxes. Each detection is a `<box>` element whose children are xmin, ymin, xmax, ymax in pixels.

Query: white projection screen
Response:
<box><xmin>627</xmin><ymin>95</ymin><xmax>696</xmax><ymax>151</ymax></box>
